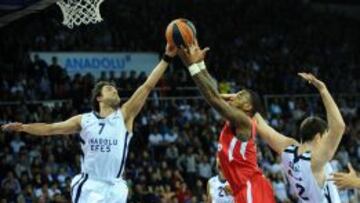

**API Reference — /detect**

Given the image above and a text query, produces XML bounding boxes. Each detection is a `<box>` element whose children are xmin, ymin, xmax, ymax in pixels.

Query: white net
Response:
<box><xmin>57</xmin><ymin>0</ymin><xmax>104</xmax><ymax>29</ymax></box>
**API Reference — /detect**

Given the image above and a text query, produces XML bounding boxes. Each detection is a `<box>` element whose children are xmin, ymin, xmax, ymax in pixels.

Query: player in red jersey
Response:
<box><xmin>178</xmin><ymin>44</ymin><xmax>275</xmax><ymax>203</ymax></box>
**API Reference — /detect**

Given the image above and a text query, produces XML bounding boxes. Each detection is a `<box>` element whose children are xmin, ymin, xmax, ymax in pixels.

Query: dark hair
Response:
<box><xmin>91</xmin><ymin>81</ymin><xmax>115</xmax><ymax>112</ymax></box>
<box><xmin>299</xmin><ymin>116</ymin><xmax>327</xmax><ymax>143</ymax></box>
<box><xmin>245</xmin><ymin>89</ymin><xmax>264</xmax><ymax>117</ymax></box>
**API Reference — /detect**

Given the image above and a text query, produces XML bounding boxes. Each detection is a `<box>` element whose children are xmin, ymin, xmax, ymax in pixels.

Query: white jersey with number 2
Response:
<box><xmin>208</xmin><ymin>175</ymin><xmax>234</xmax><ymax>203</ymax></box>
<box><xmin>281</xmin><ymin>145</ymin><xmax>340</xmax><ymax>203</ymax></box>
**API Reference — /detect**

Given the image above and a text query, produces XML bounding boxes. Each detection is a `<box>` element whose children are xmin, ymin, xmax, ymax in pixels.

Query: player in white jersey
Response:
<box><xmin>207</xmin><ymin>159</ymin><xmax>234</xmax><ymax>203</ymax></box>
<box><xmin>253</xmin><ymin>73</ymin><xmax>346</xmax><ymax>203</ymax></box>
<box><xmin>1</xmin><ymin>44</ymin><xmax>177</xmax><ymax>203</ymax></box>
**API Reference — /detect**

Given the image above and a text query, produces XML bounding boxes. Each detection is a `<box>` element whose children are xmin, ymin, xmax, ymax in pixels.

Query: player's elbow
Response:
<box><xmin>337</xmin><ymin>122</ymin><xmax>346</xmax><ymax>135</ymax></box>
<box><xmin>47</xmin><ymin>124</ymin><xmax>73</xmax><ymax>135</ymax></box>
<box><xmin>333</xmin><ymin>120</ymin><xmax>346</xmax><ymax>135</ymax></box>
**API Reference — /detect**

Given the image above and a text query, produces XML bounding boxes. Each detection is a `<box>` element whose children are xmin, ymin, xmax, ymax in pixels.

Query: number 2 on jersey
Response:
<box><xmin>218</xmin><ymin>186</ymin><xmax>225</xmax><ymax>197</ymax></box>
<box><xmin>99</xmin><ymin>123</ymin><xmax>105</xmax><ymax>135</ymax></box>
<box><xmin>295</xmin><ymin>183</ymin><xmax>309</xmax><ymax>201</ymax></box>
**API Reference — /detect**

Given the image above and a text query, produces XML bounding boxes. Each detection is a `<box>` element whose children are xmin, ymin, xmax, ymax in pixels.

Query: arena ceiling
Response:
<box><xmin>0</xmin><ymin>0</ymin><xmax>57</xmax><ymax>27</ymax></box>
<box><xmin>1</xmin><ymin>0</ymin><xmax>360</xmax><ymax>28</ymax></box>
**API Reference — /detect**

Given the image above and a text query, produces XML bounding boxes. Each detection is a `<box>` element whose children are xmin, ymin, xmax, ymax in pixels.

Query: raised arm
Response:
<box><xmin>1</xmin><ymin>115</ymin><xmax>82</xmax><ymax>136</ymax></box>
<box><xmin>255</xmin><ymin>113</ymin><xmax>298</xmax><ymax>154</ymax></box>
<box><xmin>298</xmin><ymin>73</ymin><xmax>346</xmax><ymax>172</ymax></box>
<box><xmin>178</xmin><ymin>45</ymin><xmax>251</xmax><ymax>128</ymax></box>
<box><xmin>121</xmin><ymin>44</ymin><xmax>176</xmax><ymax>132</ymax></box>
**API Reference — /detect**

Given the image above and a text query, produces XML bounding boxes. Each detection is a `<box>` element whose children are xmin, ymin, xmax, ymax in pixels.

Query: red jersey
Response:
<box><xmin>217</xmin><ymin>120</ymin><xmax>275</xmax><ymax>203</ymax></box>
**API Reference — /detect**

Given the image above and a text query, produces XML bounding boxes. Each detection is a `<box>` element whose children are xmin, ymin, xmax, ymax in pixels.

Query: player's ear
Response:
<box><xmin>314</xmin><ymin>133</ymin><xmax>322</xmax><ymax>143</ymax></box>
<box><xmin>243</xmin><ymin>102</ymin><xmax>252</xmax><ymax>112</ymax></box>
<box><xmin>96</xmin><ymin>95</ymin><xmax>103</xmax><ymax>102</ymax></box>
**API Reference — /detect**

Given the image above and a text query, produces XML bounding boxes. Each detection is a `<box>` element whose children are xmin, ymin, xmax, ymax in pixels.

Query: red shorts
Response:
<box><xmin>234</xmin><ymin>175</ymin><xmax>275</xmax><ymax>203</ymax></box>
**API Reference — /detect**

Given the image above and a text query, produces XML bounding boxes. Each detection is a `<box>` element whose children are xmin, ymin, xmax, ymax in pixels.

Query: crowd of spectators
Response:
<box><xmin>0</xmin><ymin>0</ymin><xmax>359</xmax><ymax>202</ymax></box>
<box><xmin>0</xmin><ymin>95</ymin><xmax>359</xmax><ymax>203</ymax></box>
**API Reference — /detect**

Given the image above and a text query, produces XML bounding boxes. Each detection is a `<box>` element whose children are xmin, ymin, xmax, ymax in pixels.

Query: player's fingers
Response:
<box><xmin>347</xmin><ymin>163</ymin><xmax>355</xmax><ymax>173</ymax></box>
<box><xmin>179</xmin><ymin>45</ymin><xmax>189</xmax><ymax>55</ymax></box>
<box><xmin>333</xmin><ymin>179</ymin><xmax>343</xmax><ymax>186</ymax></box>
<box><xmin>308</xmin><ymin>73</ymin><xmax>315</xmax><ymax>78</ymax></box>
<box><xmin>332</xmin><ymin>172</ymin><xmax>346</xmax><ymax>178</ymax></box>
<box><xmin>308</xmin><ymin>74</ymin><xmax>318</xmax><ymax>82</ymax></box>
<box><xmin>177</xmin><ymin>49</ymin><xmax>185</xmax><ymax>57</ymax></box>
<box><xmin>189</xmin><ymin>44</ymin><xmax>196</xmax><ymax>53</ymax></box>
<box><xmin>202</xmin><ymin>47</ymin><xmax>210</xmax><ymax>53</ymax></box>
<box><xmin>2</xmin><ymin>124</ymin><xmax>12</xmax><ymax>132</ymax></box>
<box><xmin>167</xmin><ymin>44</ymin><xmax>176</xmax><ymax>52</ymax></box>
<box><xmin>201</xmin><ymin>47</ymin><xmax>210</xmax><ymax>58</ymax></box>
<box><xmin>298</xmin><ymin>73</ymin><xmax>311</xmax><ymax>83</ymax></box>
<box><xmin>327</xmin><ymin>176</ymin><xmax>341</xmax><ymax>182</ymax></box>
<box><xmin>194</xmin><ymin>38</ymin><xmax>199</xmax><ymax>47</ymax></box>
<box><xmin>298</xmin><ymin>73</ymin><xmax>307</xmax><ymax>79</ymax></box>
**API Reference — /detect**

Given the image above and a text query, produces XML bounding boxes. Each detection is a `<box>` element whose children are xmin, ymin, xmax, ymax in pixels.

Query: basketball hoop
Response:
<box><xmin>56</xmin><ymin>0</ymin><xmax>104</xmax><ymax>29</ymax></box>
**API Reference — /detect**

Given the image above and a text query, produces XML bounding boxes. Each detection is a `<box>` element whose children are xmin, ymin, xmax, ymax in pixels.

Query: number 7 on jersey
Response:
<box><xmin>99</xmin><ymin>123</ymin><xmax>105</xmax><ymax>135</ymax></box>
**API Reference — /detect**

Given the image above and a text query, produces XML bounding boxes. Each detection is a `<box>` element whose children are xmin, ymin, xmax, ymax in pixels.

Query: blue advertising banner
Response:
<box><xmin>30</xmin><ymin>52</ymin><xmax>159</xmax><ymax>78</ymax></box>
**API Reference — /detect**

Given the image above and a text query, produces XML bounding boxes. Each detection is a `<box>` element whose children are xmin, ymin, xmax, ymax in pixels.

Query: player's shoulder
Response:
<box><xmin>282</xmin><ymin>144</ymin><xmax>298</xmax><ymax>154</ymax></box>
<box><xmin>281</xmin><ymin>144</ymin><xmax>298</xmax><ymax>161</ymax></box>
<box><xmin>282</xmin><ymin>144</ymin><xmax>312</xmax><ymax>163</ymax></box>
<box><xmin>78</xmin><ymin>111</ymin><xmax>98</xmax><ymax>127</ymax></box>
<box><xmin>81</xmin><ymin>111</ymin><xmax>96</xmax><ymax>120</ymax></box>
<box><xmin>208</xmin><ymin>176</ymin><xmax>218</xmax><ymax>184</ymax></box>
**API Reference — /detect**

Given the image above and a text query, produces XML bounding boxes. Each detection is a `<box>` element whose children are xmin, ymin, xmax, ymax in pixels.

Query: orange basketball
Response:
<box><xmin>165</xmin><ymin>18</ymin><xmax>197</xmax><ymax>48</ymax></box>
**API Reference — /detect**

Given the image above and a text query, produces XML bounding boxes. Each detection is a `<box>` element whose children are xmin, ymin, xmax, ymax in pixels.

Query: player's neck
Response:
<box><xmin>218</xmin><ymin>175</ymin><xmax>226</xmax><ymax>183</ymax></box>
<box><xmin>299</xmin><ymin>142</ymin><xmax>313</xmax><ymax>154</ymax></box>
<box><xmin>99</xmin><ymin>106</ymin><xmax>116</xmax><ymax>118</ymax></box>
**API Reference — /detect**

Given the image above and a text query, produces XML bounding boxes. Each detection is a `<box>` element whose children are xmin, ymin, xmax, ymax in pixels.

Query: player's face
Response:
<box><xmin>99</xmin><ymin>85</ymin><xmax>121</xmax><ymax>107</ymax></box>
<box><xmin>229</xmin><ymin>90</ymin><xmax>252</xmax><ymax>112</ymax></box>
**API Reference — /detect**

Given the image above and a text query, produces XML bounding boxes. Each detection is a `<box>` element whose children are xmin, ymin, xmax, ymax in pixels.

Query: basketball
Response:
<box><xmin>165</xmin><ymin>18</ymin><xmax>197</xmax><ymax>48</ymax></box>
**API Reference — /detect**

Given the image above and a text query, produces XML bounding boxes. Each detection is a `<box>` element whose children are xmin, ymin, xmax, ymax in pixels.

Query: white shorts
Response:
<box><xmin>71</xmin><ymin>173</ymin><xmax>128</xmax><ymax>203</ymax></box>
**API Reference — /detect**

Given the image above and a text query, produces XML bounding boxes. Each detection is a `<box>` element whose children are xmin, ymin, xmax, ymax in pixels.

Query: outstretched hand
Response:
<box><xmin>178</xmin><ymin>42</ymin><xmax>210</xmax><ymax>67</ymax></box>
<box><xmin>329</xmin><ymin>163</ymin><xmax>359</xmax><ymax>190</ymax></box>
<box><xmin>165</xmin><ymin>43</ymin><xmax>177</xmax><ymax>57</ymax></box>
<box><xmin>1</xmin><ymin>122</ymin><xmax>24</xmax><ymax>132</ymax></box>
<box><xmin>298</xmin><ymin>72</ymin><xmax>326</xmax><ymax>91</ymax></box>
